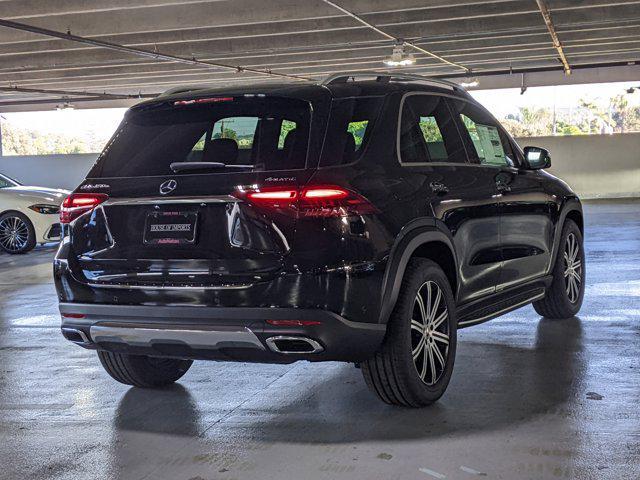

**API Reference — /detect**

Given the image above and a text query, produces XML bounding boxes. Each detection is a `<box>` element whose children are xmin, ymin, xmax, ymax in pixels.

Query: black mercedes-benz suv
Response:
<box><xmin>55</xmin><ymin>72</ymin><xmax>585</xmax><ymax>407</ymax></box>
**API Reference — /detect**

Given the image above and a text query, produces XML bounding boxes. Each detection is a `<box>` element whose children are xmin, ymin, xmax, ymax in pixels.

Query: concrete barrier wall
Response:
<box><xmin>515</xmin><ymin>133</ymin><xmax>640</xmax><ymax>199</ymax></box>
<box><xmin>0</xmin><ymin>153</ymin><xmax>98</xmax><ymax>190</ymax></box>
<box><xmin>1</xmin><ymin>133</ymin><xmax>639</xmax><ymax>198</ymax></box>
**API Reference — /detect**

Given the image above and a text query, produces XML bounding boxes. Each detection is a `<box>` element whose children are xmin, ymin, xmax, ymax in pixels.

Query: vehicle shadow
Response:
<box><xmin>110</xmin><ymin>317</ymin><xmax>584</xmax><ymax>446</ymax></box>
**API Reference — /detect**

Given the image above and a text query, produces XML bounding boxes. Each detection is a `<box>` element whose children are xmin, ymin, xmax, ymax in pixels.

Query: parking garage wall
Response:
<box><xmin>0</xmin><ymin>134</ymin><xmax>638</xmax><ymax>198</ymax></box>
<box><xmin>515</xmin><ymin>133</ymin><xmax>640</xmax><ymax>199</ymax></box>
<box><xmin>0</xmin><ymin>153</ymin><xmax>97</xmax><ymax>190</ymax></box>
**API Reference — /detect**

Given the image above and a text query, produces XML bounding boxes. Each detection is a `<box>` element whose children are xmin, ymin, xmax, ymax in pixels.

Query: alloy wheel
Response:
<box><xmin>563</xmin><ymin>232</ymin><xmax>583</xmax><ymax>303</ymax></box>
<box><xmin>410</xmin><ymin>281</ymin><xmax>450</xmax><ymax>386</ymax></box>
<box><xmin>0</xmin><ymin>216</ymin><xmax>30</xmax><ymax>253</ymax></box>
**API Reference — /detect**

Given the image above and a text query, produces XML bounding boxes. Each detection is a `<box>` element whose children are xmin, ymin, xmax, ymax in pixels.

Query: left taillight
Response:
<box><xmin>60</xmin><ymin>193</ymin><xmax>109</xmax><ymax>224</ymax></box>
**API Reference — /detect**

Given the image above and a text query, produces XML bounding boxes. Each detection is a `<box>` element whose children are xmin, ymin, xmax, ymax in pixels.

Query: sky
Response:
<box><xmin>470</xmin><ymin>81</ymin><xmax>640</xmax><ymax>119</ymax></box>
<box><xmin>1</xmin><ymin>81</ymin><xmax>639</xmax><ymax>142</ymax></box>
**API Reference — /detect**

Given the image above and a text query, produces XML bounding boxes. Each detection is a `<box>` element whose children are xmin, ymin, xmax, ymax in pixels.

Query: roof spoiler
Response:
<box><xmin>320</xmin><ymin>71</ymin><xmax>461</xmax><ymax>91</ymax></box>
<box><xmin>158</xmin><ymin>85</ymin><xmax>210</xmax><ymax>97</ymax></box>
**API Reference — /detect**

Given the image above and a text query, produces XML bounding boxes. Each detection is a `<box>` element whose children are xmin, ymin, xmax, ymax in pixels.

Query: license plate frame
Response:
<box><xmin>143</xmin><ymin>211</ymin><xmax>198</xmax><ymax>246</ymax></box>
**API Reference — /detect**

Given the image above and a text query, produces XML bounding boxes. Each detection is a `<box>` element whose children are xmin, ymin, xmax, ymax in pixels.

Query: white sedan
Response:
<box><xmin>0</xmin><ymin>173</ymin><xmax>70</xmax><ymax>254</ymax></box>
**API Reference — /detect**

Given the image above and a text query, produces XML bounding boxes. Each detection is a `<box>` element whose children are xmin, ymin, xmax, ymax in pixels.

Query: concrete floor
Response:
<box><xmin>1</xmin><ymin>201</ymin><xmax>638</xmax><ymax>480</ymax></box>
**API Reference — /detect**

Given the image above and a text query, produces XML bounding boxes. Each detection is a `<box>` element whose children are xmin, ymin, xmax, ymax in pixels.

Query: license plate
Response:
<box><xmin>144</xmin><ymin>211</ymin><xmax>198</xmax><ymax>245</ymax></box>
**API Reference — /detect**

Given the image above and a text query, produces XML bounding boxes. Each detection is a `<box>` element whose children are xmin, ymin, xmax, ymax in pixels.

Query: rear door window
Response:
<box><xmin>319</xmin><ymin>96</ymin><xmax>385</xmax><ymax>167</ymax></box>
<box><xmin>93</xmin><ymin>96</ymin><xmax>311</xmax><ymax>177</ymax></box>
<box><xmin>398</xmin><ymin>95</ymin><xmax>467</xmax><ymax>164</ymax></box>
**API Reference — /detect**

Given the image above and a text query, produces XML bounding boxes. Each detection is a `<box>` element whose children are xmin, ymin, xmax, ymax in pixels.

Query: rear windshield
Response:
<box><xmin>92</xmin><ymin>96</ymin><xmax>311</xmax><ymax>177</ymax></box>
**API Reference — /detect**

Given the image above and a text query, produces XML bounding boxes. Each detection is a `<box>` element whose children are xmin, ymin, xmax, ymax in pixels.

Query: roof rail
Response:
<box><xmin>159</xmin><ymin>85</ymin><xmax>209</xmax><ymax>97</ymax></box>
<box><xmin>320</xmin><ymin>71</ymin><xmax>462</xmax><ymax>91</ymax></box>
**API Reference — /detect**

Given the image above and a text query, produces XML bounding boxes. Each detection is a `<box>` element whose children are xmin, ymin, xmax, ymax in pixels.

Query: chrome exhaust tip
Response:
<box><xmin>266</xmin><ymin>336</ymin><xmax>324</xmax><ymax>354</ymax></box>
<box><xmin>61</xmin><ymin>327</ymin><xmax>91</xmax><ymax>344</ymax></box>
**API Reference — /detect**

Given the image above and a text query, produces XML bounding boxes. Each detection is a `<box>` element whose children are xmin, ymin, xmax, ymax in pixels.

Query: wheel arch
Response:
<box><xmin>0</xmin><ymin>208</ymin><xmax>25</xmax><ymax>217</ymax></box>
<box><xmin>547</xmin><ymin>198</ymin><xmax>584</xmax><ymax>274</ymax></box>
<box><xmin>0</xmin><ymin>208</ymin><xmax>36</xmax><ymax>225</ymax></box>
<box><xmin>565</xmin><ymin>208</ymin><xmax>584</xmax><ymax>235</ymax></box>
<box><xmin>378</xmin><ymin>220</ymin><xmax>459</xmax><ymax>324</ymax></box>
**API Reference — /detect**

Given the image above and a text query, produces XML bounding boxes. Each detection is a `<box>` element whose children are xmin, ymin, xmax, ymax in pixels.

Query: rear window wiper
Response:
<box><xmin>170</xmin><ymin>162</ymin><xmax>254</xmax><ymax>173</ymax></box>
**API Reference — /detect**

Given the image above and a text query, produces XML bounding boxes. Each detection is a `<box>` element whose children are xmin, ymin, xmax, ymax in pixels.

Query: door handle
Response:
<box><xmin>430</xmin><ymin>181</ymin><xmax>449</xmax><ymax>195</ymax></box>
<box><xmin>496</xmin><ymin>181</ymin><xmax>511</xmax><ymax>193</ymax></box>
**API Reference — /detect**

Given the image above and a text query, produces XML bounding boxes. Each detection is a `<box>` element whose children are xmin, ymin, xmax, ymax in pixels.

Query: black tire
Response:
<box><xmin>534</xmin><ymin>219</ymin><xmax>585</xmax><ymax>319</ymax></box>
<box><xmin>0</xmin><ymin>212</ymin><xmax>36</xmax><ymax>254</ymax></box>
<box><xmin>97</xmin><ymin>351</ymin><xmax>193</xmax><ymax>388</ymax></box>
<box><xmin>362</xmin><ymin>258</ymin><xmax>457</xmax><ymax>407</ymax></box>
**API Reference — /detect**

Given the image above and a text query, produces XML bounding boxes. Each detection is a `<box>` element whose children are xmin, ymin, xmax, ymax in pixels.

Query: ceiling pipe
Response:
<box><xmin>434</xmin><ymin>59</ymin><xmax>638</xmax><ymax>80</ymax></box>
<box><xmin>319</xmin><ymin>0</ymin><xmax>469</xmax><ymax>72</ymax></box>
<box><xmin>535</xmin><ymin>0</ymin><xmax>572</xmax><ymax>75</ymax></box>
<box><xmin>0</xmin><ymin>96</ymin><xmax>127</xmax><ymax>107</ymax></box>
<box><xmin>0</xmin><ymin>85</ymin><xmax>155</xmax><ymax>99</ymax></box>
<box><xmin>0</xmin><ymin>18</ymin><xmax>314</xmax><ymax>82</ymax></box>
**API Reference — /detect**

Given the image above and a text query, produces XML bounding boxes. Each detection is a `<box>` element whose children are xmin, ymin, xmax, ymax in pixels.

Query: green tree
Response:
<box><xmin>609</xmin><ymin>94</ymin><xmax>640</xmax><ymax>133</ymax></box>
<box><xmin>0</xmin><ymin>121</ymin><xmax>105</xmax><ymax>155</ymax></box>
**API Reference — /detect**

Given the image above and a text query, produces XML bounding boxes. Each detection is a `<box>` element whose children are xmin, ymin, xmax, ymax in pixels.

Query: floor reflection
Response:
<box><xmin>108</xmin><ymin>317</ymin><xmax>585</xmax><ymax>451</ymax></box>
<box><xmin>212</xmin><ymin>316</ymin><xmax>586</xmax><ymax>444</ymax></box>
<box><xmin>113</xmin><ymin>383</ymin><xmax>201</xmax><ymax>436</ymax></box>
<box><xmin>109</xmin><ymin>384</ymin><xmax>202</xmax><ymax>478</ymax></box>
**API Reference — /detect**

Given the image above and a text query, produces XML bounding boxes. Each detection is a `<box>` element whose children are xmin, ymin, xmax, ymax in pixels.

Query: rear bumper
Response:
<box><xmin>30</xmin><ymin>212</ymin><xmax>62</xmax><ymax>243</ymax></box>
<box><xmin>44</xmin><ymin>223</ymin><xmax>62</xmax><ymax>241</ymax></box>
<box><xmin>59</xmin><ymin>303</ymin><xmax>386</xmax><ymax>363</ymax></box>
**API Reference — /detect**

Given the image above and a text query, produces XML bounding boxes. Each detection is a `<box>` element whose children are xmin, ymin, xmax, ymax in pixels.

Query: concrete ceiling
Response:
<box><xmin>0</xmin><ymin>0</ymin><xmax>639</xmax><ymax>111</ymax></box>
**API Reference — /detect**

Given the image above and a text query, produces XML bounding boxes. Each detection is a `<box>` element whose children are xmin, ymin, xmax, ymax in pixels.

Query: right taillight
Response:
<box><xmin>237</xmin><ymin>185</ymin><xmax>377</xmax><ymax>217</ymax></box>
<box><xmin>60</xmin><ymin>193</ymin><xmax>109</xmax><ymax>224</ymax></box>
<box><xmin>298</xmin><ymin>186</ymin><xmax>377</xmax><ymax>217</ymax></box>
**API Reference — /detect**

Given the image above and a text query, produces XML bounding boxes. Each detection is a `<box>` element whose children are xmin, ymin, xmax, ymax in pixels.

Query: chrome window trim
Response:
<box><xmin>86</xmin><ymin>282</ymin><xmax>252</xmax><ymax>291</ymax></box>
<box><xmin>103</xmin><ymin>195</ymin><xmax>239</xmax><ymax>206</ymax></box>
<box><xmin>396</xmin><ymin>91</ymin><xmax>524</xmax><ymax>170</ymax></box>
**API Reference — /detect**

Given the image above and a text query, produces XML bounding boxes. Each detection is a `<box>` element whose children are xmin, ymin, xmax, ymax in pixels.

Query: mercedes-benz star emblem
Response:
<box><xmin>159</xmin><ymin>179</ymin><xmax>177</xmax><ymax>195</ymax></box>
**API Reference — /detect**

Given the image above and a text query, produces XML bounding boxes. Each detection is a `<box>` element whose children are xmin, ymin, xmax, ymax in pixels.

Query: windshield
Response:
<box><xmin>92</xmin><ymin>96</ymin><xmax>311</xmax><ymax>178</ymax></box>
<box><xmin>0</xmin><ymin>173</ymin><xmax>20</xmax><ymax>188</ymax></box>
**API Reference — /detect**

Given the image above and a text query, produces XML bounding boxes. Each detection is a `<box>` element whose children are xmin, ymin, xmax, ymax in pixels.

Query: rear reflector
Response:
<box><xmin>61</xmin><ymin>313</ymin><xmax>86</xmax><ymax>319</ymax></box>
<box><xmin>60</xmin><ymin>193</ymin><xmax>109</xmax><ymax>224</ymax></box>
<box><xmin>237</xmin><ymin>185</ymin><xmax>377</xmax><ymax>217</ymax></box>
<box><xmin>266</xmin><ymin>320</ymin><xmax>322</xmax><ymax>327</ymax></box>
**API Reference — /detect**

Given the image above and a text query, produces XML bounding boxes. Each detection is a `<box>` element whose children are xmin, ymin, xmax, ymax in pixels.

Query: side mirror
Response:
<box><xmin>523</xmin><ymin>146</ymin><xmax>551</xmax><ymax>170</ymax></box>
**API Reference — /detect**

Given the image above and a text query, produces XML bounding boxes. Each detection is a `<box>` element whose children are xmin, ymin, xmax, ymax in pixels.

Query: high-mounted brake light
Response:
<box><xmin>237</xmin><ymin>185</ymin><xmax>377</xmax><ymax>217</ymax></box>
<box><xmin>60</xmin><ymin>193</ymin><xmax>109</xmax><ymax>224</ymax></box>
<box><xmin>173</xmin><ymin>97</ymin><xmax>234</xmax><ymax>106</ymax></box>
